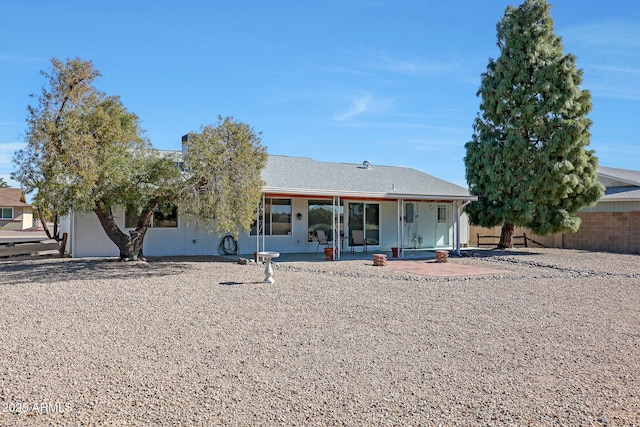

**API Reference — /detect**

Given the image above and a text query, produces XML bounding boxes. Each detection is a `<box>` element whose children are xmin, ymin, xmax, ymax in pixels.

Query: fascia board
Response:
<box><xmin>262</xmin><ymin>187</ymin><xmax>477</xmax><ymax>201</ymax></box>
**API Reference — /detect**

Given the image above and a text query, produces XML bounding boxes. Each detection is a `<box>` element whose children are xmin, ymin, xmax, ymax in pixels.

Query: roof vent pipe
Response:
<box><xmin>363</xmin><ymin>160</ymin><xmax>372</xmax><ymax>170</ymax></box>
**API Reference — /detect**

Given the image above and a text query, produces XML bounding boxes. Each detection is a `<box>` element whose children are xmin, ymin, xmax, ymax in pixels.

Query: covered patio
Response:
<box><xmin>246</xmin><ymin>155</ymin><xmax>477</xmax><ymax>260</ymax></box>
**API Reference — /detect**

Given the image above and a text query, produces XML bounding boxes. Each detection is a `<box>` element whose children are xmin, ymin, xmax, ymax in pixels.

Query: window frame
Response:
<box><xmin>307</xmin><ymin>199</ymin><xmax>344</xmax><ymax>242</ymax></box>
<box><xmin>125</xmin><ymin>204</ymin><xmax>179</xmax><ymax>229</ymax></box>
<box><xmin>0</xmin><ymin>207</ymin><xmax>13</xmax><ymax>219</ymax></box>
<box><xmin>348</xmin><ymin>202</ymin><xmax>379</xmax><ymax>245</ymax></box>
<box><xmin>250</xmin><ymin>198</ymin><xmax>292</xmax><ymax>236</ymax></box>
<box><xmin>437</xmin><ymin>205</ymin><xmax>447</xmax><ymax>223</ymax></box>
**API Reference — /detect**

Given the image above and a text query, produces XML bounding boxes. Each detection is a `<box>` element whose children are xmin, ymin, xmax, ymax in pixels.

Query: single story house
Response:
<box><xmin>469</xmin><ymin>166</ymin><xmax>640</xmax><ymax>254</ymax></box>
<box><xmin>0</xmin><ymin>187</ymin><xmax>33</xmax><ymax>230</ymax></box>
<box><xmin>61</xmin><ymin>153</ymin><xmax>476</xmax><ymax>258</ymax></box>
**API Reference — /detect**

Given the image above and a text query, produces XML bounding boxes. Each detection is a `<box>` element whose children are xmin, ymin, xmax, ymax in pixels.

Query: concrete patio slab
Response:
<box><xmin>385</xmin><ymin>259</ymin><xmax>507</xmax><ymax>277</ymax></box>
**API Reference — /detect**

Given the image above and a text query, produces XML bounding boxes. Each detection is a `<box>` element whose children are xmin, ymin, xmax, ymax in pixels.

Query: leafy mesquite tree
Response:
<box><xmin>180</xmin><ymin>117</ymin><xmax>267</xmax><ymax>236</ymax></box>
<box><xmin>464</xmin><ymin>0</ymin><xmax>603</xmax><ymax>248</ymax></box>
<box><xmin>13</xmin><ymin>58</ymin><xmax>267</xmax><ymax>259</ymax></box>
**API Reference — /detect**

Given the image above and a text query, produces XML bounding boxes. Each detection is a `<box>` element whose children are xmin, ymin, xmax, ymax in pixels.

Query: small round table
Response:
<box><xmin>257</xmin><ymin>251</ymin><xmax>280</xmax><ymax>283</ymax></box>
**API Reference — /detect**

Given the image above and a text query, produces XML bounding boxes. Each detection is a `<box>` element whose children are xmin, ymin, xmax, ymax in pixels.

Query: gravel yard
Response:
<box><xmin>0</xmin><ymin>248</ymin><xmax>638</xmax><ymax>426</ymax></box>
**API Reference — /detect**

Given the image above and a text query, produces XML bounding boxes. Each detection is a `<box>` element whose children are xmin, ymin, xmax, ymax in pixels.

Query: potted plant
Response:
<box><xmin>324</xmin><ymin>247</ymin><xmax>336</xmax><ymax>260</ymax></box>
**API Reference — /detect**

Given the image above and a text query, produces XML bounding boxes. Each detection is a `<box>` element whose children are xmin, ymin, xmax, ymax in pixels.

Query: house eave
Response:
<box><xmin>262</xmin><ymin>187</ymin><xmax>477</xmax><ymax>202</ymax></box>
<box><xmin>599</xmin><ymin>197</ymin><xmax>640</xmax><ymax>202</ymax></box>
<box><xmin>598</xmin><ymin>172</ymin><xmax>640</xmax><ymax>187</ymax></box>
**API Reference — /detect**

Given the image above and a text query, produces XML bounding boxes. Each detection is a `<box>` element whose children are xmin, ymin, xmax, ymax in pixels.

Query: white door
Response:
<box><xmin>435</xmin><ymin>204</ymin><xmax>449</xmax><ymax>246</ymax></box>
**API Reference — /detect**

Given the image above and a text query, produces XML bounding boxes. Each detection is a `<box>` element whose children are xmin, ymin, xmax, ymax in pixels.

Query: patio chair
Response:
<box><xmin>315</xmin><ymin>230</ymin><xmax>330</xmax><ymax>254</ymax></box>
<box><xmin>350</xmin><ymin>229</ymin><xmax>368</xmax><ymax>253</ymax></box>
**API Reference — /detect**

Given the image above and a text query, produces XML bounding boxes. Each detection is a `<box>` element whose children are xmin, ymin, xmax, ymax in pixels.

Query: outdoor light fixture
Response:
<box><xmin>296</xmin><ymin>213</ymin><xmax>302</xmax><ymax>220</ymax></box>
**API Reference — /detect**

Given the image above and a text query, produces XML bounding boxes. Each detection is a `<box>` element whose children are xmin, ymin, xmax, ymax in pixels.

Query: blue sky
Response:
<box><xmin>1</xmin><ymin>0</ymin><xmax>639</xmax><ymax>193</ymax></box>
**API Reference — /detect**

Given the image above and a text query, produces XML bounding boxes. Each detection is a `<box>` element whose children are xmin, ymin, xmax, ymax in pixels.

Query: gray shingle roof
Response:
<box><xmin>262</xmin><ymin>155</ymin><xmax>474</xmax><ymax>200</ymax></box>
<box><xmin>603</xmin><ymin>186</ymin><xmax>640</xmax><ymax>201</ymax></box>
<box><xmin>598</xmin><ymin>166</ymin><xmax>640</xmax><ymax>187</ymax></box>
<box><xmin>596</xmin><ymin>166</ymin><xmax>640</xmax><ymax>201</ymax></box>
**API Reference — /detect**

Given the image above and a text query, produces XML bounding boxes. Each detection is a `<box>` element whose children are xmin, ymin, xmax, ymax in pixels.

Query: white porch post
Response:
<box><xmin>456</xmin><ymin>200</ymin><xmax>471</xmax><ymax>256</ymax></box>
<box><xmin>397</xmin><ymin>199</ymin><xmax>405</xmax><ymax>258</ymax></box>
<box><xmin>332</xmin><ymin>196</ymin><xmax>340</xmax><ymax>260</ymax></box>
<box><xmin>260</xmin><ymin>194</ymin><xmax>266</xmax><ymax>253</ymax></box>
<box><xmin>451</xmin><ymin>201</ymin><xmax>456</xmax><ymax>253</ymax></box>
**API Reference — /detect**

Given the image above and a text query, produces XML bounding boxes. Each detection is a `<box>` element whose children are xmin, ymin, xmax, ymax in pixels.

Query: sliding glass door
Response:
<box><xmin>348</xmin><ymin>202</ymin><xmax>379</xmax><ymax>245</ymax></box>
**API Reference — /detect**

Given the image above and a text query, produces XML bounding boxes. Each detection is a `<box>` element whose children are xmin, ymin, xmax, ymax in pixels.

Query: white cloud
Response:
<box><xmin>363</xmin><ymin>51</ymin><xmax>458</xmax><ymax>76</ymax></box>
<box><xmin>592</xmin><ymin>65</ymin><xmax>640</xmax><ymax>75</ymax></box>
<box><xmin>0</xmin><ymin>141</ymin><xmax>25</xmax><ymax>171</ymax></box>
<box><xmin>561</xmin><ymin>21</ymin><xmax>640</xmax><ymax>51</ymax></box>
<box><xmin>560</xmin><ymin>20</ymin><xmax>640</xmax><ymax>102</ymax></box>
<box><xmin>0</xmin><ymin>53</ymin><xmax>46</xmax><ymax>64</ymax></box>
<box><xmin>333</xmin><ymin>92</ymin><xmax>393</xmax><ymax>122</ymax></box>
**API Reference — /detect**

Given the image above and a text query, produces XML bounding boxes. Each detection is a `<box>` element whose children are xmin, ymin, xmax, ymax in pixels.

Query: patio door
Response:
<box><xmin>348</xmin><ymin>203</ymin><xmax>379</xmax><ymax>246</ymax></box>
<box><xmin>435</xmin><ymin>204</ymin><xmax>449</xmax><ymax>246</ymax></box>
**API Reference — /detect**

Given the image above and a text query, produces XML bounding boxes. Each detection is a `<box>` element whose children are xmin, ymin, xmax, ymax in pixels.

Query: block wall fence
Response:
<box><xmin>469</xmin><ymin>211</ymin><xmax>640</xmax><ymax>255</ymax></box>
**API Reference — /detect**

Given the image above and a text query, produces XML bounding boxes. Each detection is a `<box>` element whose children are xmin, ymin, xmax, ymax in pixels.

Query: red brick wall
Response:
<box><xmin>470</xmin><ymin>210</ymin><xmax>640</xmax><ymax>254</ymax></box>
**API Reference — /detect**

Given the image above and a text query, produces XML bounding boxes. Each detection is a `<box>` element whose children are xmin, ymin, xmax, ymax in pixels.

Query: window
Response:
<box><xmin>0</xmin><ymin>208</ymin><xmax>12</xmax><ymax>219</ymax></box>
<box><xmin>125</xmin><ymin>208</ymin><xmax>139</xmax><ymax>228</ymax></box>
<box><xmin>348</xmin><ymin>203</ymin><xmax>379</xmax><ymax>245</ymax></box>
<box><xmin>250</xmin><ymin>198</ymin><xmax>291</xmax><ymax>235</ymax></box>
<box><xmin>437</xmin><ymin>205</ymin><xmax>447</xmax><ymax>223</ymax></box>
<box><xmin>125</xmin><ymin>204</ymin><xmax>178</xmax><ymax>228</ymax></box>
<box><xmin>153</xmin><ymin>204</ymin><xmax>178</xmax><ymax>228</ymax></box>
<box><xmin>308</xmin><ymin>200</ymin><xmax>344</xmax><ymax>242</ymax></box>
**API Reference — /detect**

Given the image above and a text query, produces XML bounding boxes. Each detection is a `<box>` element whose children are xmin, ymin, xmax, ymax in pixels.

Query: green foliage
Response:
<box><xmin>0</xmin><ymin>177</ymin><xmax>8</xmax><ymax>188</ymax></box>
<box><xmin>180</xmin><ymin>116</ymin><xmax>268</xmax><ymax>237</ymax></box>
<box><xmin>12</xmin><ymin>58</ymin><xmax>179</xmax><ymax>218</ymax></box>
<box><xmin>464</xmin><ymin>0</ymin><xmax>604</xmax><ymax>236</ymax></box>
<box><xmin>11</xmin><ymin>58</ymin><xmax>267</xmax><ymax>258</ymax></box>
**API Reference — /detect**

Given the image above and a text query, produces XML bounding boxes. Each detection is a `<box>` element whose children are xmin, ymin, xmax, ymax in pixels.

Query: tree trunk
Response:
<box><xmin>39</xmin><ymin>210</ymin><xmax>60</xmax><ymax>241</ymax></box>
<box><xmin>498</xmin><ymin>223</ymin><xmax>515</xmax><ymax>249</ymax></box>
<box><xmin>93</xmin><ymin>201</ymin><xmax>156</xmax><ymax>260</ymax></box>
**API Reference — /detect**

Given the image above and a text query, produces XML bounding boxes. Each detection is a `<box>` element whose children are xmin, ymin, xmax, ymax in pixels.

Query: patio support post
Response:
<box><xmin>256</xmin><ymin>193</ymin><xmax>266</xmax><ymax>261</ymax></box>
<box><xmin>397</xmin><ymin>199</ymin><xmax>405</xmax><ymax>258</ymax></box>
<box><xmin>451</xmin><ymin>201</ymin><xmax>456</xmax><ymax>253</ymax></box>
<box><xmin>332</xmin><ymin>196</ymin><xmax>340</xmax><ymax>260</ymax></box>
<box><xmin>261</xmin><ymin>193</ymin><xmax>267</xmax><ymax>251</ymax></box>
<box><xmin>456</xmin><ymin>200</ymin><xmax>471</xmax><ymax>256</ymax></box>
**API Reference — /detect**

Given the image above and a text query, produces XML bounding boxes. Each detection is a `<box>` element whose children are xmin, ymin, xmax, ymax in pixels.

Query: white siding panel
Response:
<box><xmin>380</xmin><ymin>201</ymin><xmax>399</xmax><ymax>250</ymax></box>
<box><xmin>72</xmin><ymin>211</ymin><xmax>119</xmax><ymax>258</ymax></box>
<box><xmin>143</xmin><ymin>217</ymin><xmax>222</xmax><ymax>257</ymax></box>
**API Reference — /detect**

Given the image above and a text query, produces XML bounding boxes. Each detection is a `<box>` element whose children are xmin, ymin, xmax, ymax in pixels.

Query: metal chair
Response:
<box><xmin>315</xmin><ymin>229</ymin><xmax>330</xmax><ymax>254</ymax></box>
<box><xmin>350</xmin><ymin>229</ymin><xmax>368</xmax><ymax>253</ymax></box>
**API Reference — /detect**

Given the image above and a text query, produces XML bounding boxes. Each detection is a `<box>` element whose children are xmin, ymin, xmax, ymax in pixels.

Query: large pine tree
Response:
<box><xmin>465</xmin><ymin>0</ymin><xmax>603</xmax><ymax>248</ymax></box>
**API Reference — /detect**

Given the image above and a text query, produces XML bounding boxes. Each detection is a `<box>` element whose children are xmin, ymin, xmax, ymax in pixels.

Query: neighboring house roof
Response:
<box><xmin>0</xmin><ymin>188</ymin><xmax>31</xmax><ymax>208</ymax></box>
<box><xmin>597</xmin><ymin>166</ymin><xmax>640</xmax><ymax>202</ymax></box>
<box><xmin>603</xmin><ymin>186</ymin><xmax>640</xmax><ymax>201</ymax></box>
<box><xmin>597</xmin><ymin>166</ymin><xmax>640</xmax><ymax>187</ymax></box>
<box><xmin>261</xmin><ymin>155</ymin><xmax>475</xmax><ymax>200</ymax></box>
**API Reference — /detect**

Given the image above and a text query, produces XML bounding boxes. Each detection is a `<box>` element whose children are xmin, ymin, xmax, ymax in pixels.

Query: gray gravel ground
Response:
<box><xmin>0</xmin><ymin>248</ymin><xmax>638</xmax><ymax>426</ymax></box>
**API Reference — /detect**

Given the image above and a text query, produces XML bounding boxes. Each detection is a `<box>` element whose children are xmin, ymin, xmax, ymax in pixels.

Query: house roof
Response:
<box><xmin>261</xmin><ymin>155</ymin><xmax>475</xmax><ymax>201</ymax></box>
<box><xmin>597</xmin><ymin>166</ymin><xmax>640</xmax><ymax>187</ymax></box>
<box><xmin>0</xmin><ymin>188</ymin><xmax>31</xmax><ymax>208</ymax></box>
<box><xmin>603</xmin><ymin>186</ymin><xmax>640</xmax><ymax>201</ymax></box>
<box><xmin>597</xmin><ymin>166</ymin><xmax>640</xmax><ymax>202</ymax></box>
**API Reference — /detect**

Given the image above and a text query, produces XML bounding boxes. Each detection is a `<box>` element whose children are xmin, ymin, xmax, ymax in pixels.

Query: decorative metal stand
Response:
<box><xmin>257</xmin><ymin>251</ymin><xmax>280</xmax><ymax>283</ymax></box>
